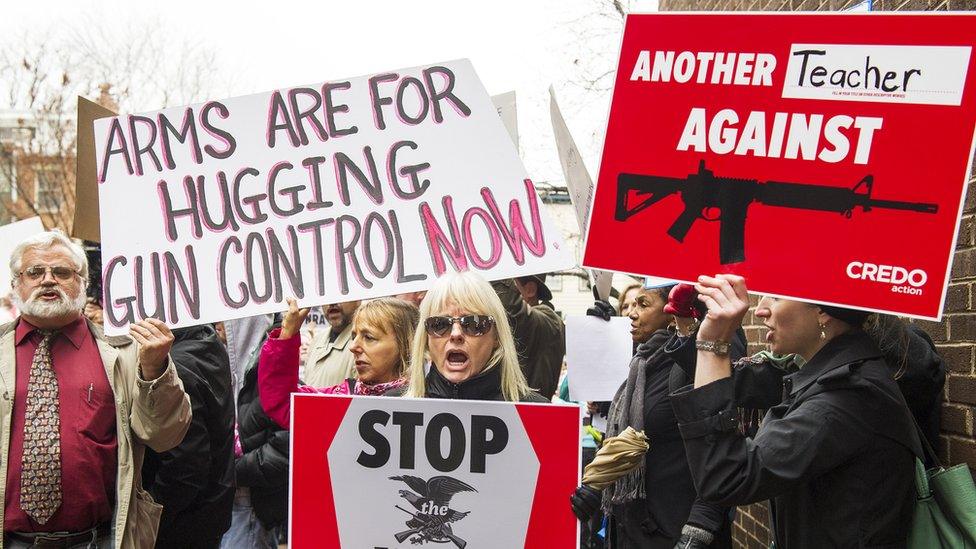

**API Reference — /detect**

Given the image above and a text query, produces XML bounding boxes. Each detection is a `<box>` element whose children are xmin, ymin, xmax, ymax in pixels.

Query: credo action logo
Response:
<box><xmin>846</xmin><ymin>261</ymin><xmax>928</xmax><ymax>296</ymax></box>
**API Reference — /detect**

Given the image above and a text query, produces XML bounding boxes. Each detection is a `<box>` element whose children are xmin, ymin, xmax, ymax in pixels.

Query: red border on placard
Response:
<box><xmin>289</xmin><ymin>394</ymin><xmax>352</xmax><ymax>549</ymax></box>
<box><xmin>517</xmin><ymin>403</ymin><xmax>581</xmax><ymax>548</ymax></box>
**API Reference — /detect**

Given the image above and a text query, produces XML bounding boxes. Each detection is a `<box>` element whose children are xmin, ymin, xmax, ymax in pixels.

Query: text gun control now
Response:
<box><xmin>615</xmin><ymin>160</ymin><xmax>938</xmax><ymax>264</ymax></box>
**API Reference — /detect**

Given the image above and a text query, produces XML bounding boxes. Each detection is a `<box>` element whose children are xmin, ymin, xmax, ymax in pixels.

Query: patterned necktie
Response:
<box><xmin>20</xmin><ymin>329</ymin><xmax>62</xmax><ymax>524</ymax></box>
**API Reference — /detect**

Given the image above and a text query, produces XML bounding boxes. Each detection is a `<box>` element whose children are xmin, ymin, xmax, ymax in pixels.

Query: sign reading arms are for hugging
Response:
<box><xmin>94</xmin><ymin>59</ymin><xmax>572</xmax><ymax>335</ymax></box>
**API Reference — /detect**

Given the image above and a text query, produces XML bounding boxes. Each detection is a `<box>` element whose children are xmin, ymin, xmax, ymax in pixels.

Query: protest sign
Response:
<box><xmin>491</xmin><ymin>91</ymin><xmax>519</xmax><ymax>148</ymax></box>
<box><xmin>566</xmin><ymin>316</ymin><xmax>633</xmax><ymax>401</ymax></box>
<box><xmin>73</xmin><ymin>97</ymin><xmax>117</xmax><ymax>242</ymax></box>
<box><xmin>289</xmin><ymin>394</ymin><xmax>580</xmax><ymax>549</ymax></box>
<box><xmin>0</xmin><ymin>217</ymin><xmax>46</xmax><ymax>292</ymax></box>
<box><xmin>94</xmin><ymin>60</ymin><xmax>573</xmax><ymax>335</ymax></box>
<box><xmin>549</xmin><ymin>87</ymin><xmax>614</xmax><ymax>300</ymax></box>
<box><xmin>582</xmin><ymin>13</ymin><xmax>976</xmax><ymax>320</ymax></box>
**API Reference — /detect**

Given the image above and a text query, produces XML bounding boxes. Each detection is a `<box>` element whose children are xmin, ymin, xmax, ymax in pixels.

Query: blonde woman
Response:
<box><xmin>402</xmin><ymin>271</ymin><xmax>546</xmax><ymax>402</ymax></box>
<box><xmin>258</xmin><ymin>297</ymin><xmax>418</xmax><ymax>429</ymax></box>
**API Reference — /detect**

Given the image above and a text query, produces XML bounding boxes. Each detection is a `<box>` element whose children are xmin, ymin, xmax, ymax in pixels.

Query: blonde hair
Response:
<box><xmin>405</xmin><ymin>271</ymin><xmax>531</xmax><ymax>401</ymax></box>
<box><xmin>353</xmin><ymin>298</ymin><xmax>419</xmax><ymax>378</ymax></box>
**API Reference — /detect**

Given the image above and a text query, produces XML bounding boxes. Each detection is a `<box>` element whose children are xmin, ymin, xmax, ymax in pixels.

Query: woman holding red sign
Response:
<box><xmin>258</xmin><ymin>297</ymin><xmax>418</xmax><ymax>429</ymax></box>
<box><xmin>402</xmin><ymin>271</ymin><xmax>547</xmax><ymax>403</ymax></box>
<box><xmin>673</xmin><ymin>274</ymin><xmax>922</xmax><ymax>548</ymax></box>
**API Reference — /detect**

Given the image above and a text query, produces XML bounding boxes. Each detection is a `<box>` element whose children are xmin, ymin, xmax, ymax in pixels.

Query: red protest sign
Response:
<box><xmin>289</xmin><ymin>394</ymin><xmax>580</xmax><ymax>548</ymax></box>
<box><xmin>582</xmin><ymin>13</ymin><xmax>976</xmax><ymax>320</ymax></box>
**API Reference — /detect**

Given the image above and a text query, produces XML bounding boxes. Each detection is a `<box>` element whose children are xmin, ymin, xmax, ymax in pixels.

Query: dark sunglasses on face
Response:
<box><xmin>18</xmin><ymin>265</ymin><xmax>79</xmax><ymax>282</ymax></box>
<box><xmin>424</xmin><ymin>315</ymin><xmax>495</xmax><ymax>337</ymax></box>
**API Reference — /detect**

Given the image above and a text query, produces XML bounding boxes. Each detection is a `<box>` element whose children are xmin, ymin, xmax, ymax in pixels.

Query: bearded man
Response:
<box><xmin>1</xmin><ymin>230</ymin><xmax>190</xmax><ymax>548</ymax></box>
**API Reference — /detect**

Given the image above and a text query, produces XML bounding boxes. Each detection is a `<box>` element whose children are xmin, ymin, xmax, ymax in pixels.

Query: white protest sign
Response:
<box><xmin>548</xmin><ymin>87</ymin><xmax>613</xmax><ymax>300</ymax></box>
<box><xmin>0</xmin><ymin>217</ymin><xmax>46</xmax><ymax>292</ymax></box>
<box><xmin>491</xmin><ymin>91</ymin><xmax>518</xmax><ymax>148</ymax></box>
<box><xmin>566</xmin><ymin>316</ymin><xmax>633</xmax><ymax>401</ymax></box>
<box><xmin>94</xmin><ymin>60</ymin><xmax>573</xmax><ymax>335</ymax></box>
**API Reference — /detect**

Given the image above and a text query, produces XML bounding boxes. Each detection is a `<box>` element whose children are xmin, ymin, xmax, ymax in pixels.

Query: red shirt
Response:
<box><xmin>5</xmin><ymin>317</ymin><xmax>117</xmax><ymax>532</ymax></box>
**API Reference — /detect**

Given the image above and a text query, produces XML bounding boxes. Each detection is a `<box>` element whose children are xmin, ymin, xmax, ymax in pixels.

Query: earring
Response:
<box><xmin>819</xmin><ymin>323</ymin><xmax>827</xmax><ymax>340</ymax></box>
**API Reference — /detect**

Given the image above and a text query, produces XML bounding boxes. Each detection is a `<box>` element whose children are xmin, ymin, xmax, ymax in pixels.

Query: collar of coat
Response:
<box><xmin>786</xmin><ymin>331</ymin><xmax>882</xmax><ymax>398</ymax></box>
<box><xmin>1</xmin><ymin>316</ymin><xmax>133</xmax><ymax>348</ymax></box>
<box><xmin>425</xmin><ymin>362</ymin><xmax>504</xmax><ymax>400</ymax></box>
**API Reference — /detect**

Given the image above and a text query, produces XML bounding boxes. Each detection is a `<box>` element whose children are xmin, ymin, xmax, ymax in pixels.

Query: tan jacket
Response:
<box><xmin>0</xmin><ymin>319</ymin><xmax>191</xmax><ymax>549</ymax></box>
<box><xmin>301</xmin><ymin>324</ymin><xmax>355</xmax><ymax>388</ymax></box>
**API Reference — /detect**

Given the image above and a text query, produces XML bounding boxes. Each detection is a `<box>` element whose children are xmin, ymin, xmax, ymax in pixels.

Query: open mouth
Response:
<box><xmin>35</xmin><ymin>289</ymin><xmax>62</xmax><ymax>301</ymax></box>
<box><xmin>445</xmin><ymin>350</ymin><xmax>469</xmax><ymax>370</ymax></box>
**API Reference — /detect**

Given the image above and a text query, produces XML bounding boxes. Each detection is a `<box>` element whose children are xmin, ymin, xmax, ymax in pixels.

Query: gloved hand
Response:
<box><xmin>586</xmin><ymin>300</ymin><xmax>615</xmax><ymax>321</ymax></box>
<box><xmin>569</xmin><ymin>484</ymin><xmax>602</xmax><ymax>522</ymax></box>
<box><xmin>673</xmin><ymin>524</ymin><xmax>715</xmax><ymax>549</ymax></box>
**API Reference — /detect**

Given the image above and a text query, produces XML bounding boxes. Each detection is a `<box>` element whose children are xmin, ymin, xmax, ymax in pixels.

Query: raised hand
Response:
<box><xmin>694</xmin><ymin>274</ymin><xmax>749</xmax><ymax>344</ymax></box>
<box><xmin>130</xmin><ymin>318</ymin><xmax>175</xmax><ymax>380</ymax></box>
<box><xmin>280</xmin><ymin>297</ymin><xmax>311</xmax><ymax>339</ymax></box>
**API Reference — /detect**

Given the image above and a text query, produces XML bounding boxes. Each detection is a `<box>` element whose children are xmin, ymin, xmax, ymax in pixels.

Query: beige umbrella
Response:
<box><xmin>581</xmin><ymin>427</ymin><xmax>649</xmax><ymax>489</ymax></box>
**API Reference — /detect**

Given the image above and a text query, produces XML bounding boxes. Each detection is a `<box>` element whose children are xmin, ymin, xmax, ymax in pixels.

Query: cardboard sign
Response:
<box><xmin>73</xmin><ymin>97</ymin><xmax>117</xmax><ymax>242</ymax></box>
<box><xmin>583</xmin><ymin>14</ymin><xmax>976</xmax><ymax>320</ymax></box>
<box><xmin>0</xmin><ymin>217</ymin><xmax>46</xmax><ymax>292</ymax></box>
<box><xmin>566</xmin><ymin>316</ymin><xmax>633</xmax><ymax>401</ymax></box>
<box><xmin>289</xmin><ymin>394</ymin><xmax>580</xmax><ymax>549</ymax></box>
<box><xmin>549</xmin><ymin>87</ymin><xmax>614</xmax><ymax>300</ymax></box>
<box><xmin>93</xmin><ymin>60</ymin><xmax>572</xmax><ymax>335</ymax></box>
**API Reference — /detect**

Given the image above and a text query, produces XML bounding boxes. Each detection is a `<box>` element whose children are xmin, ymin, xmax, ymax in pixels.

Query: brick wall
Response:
<box><xmin>655</xmin><ymin>1</ymin><xmax>976</xmax><ymax>546</ymax></box>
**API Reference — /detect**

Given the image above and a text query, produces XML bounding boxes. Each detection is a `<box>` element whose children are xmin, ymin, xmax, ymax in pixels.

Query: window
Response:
<box><xmin>34</xmin><ymin>168</ymin><xmax>61</xmax><ymax>213</ymax></box>
<box><xmin>547</xmin><ymin>274</ymin><xmax>563</xmax><ymax>292</ymax></box>
<box><xmin>579</xmin><ymin>274</ymin><xmax>592</xmax><ymax>293</ymax></box>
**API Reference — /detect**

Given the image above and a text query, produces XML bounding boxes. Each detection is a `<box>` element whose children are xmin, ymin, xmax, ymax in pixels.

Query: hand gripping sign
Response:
<box><xmin>93</xmin><ymin>60</ymin><xmax>572</xmax><ymax>335</ymax></box>
<box><xmin>289</xmin><ymin>394</ymin><xmax>580</xmax><ymax>549</ymax></box>
<box><xmin>583</xmin><ymin>13</ymin><xmax>976</xmax><ymax>320</ymax></box>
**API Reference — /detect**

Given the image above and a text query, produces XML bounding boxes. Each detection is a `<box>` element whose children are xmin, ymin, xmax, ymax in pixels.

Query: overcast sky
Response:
<box><xmin>3</xmin><ymin>0</ymin><xmax>657</xmax><ymax>184</ymax></box>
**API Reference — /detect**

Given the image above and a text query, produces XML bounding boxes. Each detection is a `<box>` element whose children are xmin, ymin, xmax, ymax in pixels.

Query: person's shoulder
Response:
<box><xmin>519</xmin><ymin>391</ymin><xmax>550</xmax><ymax>403</ymax></box>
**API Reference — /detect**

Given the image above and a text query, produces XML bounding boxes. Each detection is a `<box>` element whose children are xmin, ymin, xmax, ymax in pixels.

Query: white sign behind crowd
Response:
<box><xmin>0</xmin><ymin>217</ymin><xmax>46</xmax><ymax>293</ymax></box>
<box><xmin>94</xmin><ymin>60</ymin><xmax>572</xmax><ymax>335</ymax></box>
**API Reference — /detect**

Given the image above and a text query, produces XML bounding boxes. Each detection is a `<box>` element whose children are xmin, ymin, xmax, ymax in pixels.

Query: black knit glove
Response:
<box><xmin>673</xmin><ymin>524</ymin><xmax>715</xmax><ymax>549</ymax></box>
<box><xmin>585</xmin><ymin>300</ymin><xmax>615</xmax><ymax>321</ymax></box>
<box><xmin>569</xmin><ymin>485</ymin><xmax>602</xmax><ymax>522</ymax></box>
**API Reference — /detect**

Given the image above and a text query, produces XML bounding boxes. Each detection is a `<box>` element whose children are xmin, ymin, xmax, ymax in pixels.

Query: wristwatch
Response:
<box><xmin>695</xmin><ymin>339</ymin><xmax>730</xmax><ymax>356</ymax></box>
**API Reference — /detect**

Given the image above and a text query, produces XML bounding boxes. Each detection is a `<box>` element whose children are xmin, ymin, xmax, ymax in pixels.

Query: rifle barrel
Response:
<box><xmin>864</xmin><ymin>198</ymin><xmax>938</xmax><ymax>213</ymax></box>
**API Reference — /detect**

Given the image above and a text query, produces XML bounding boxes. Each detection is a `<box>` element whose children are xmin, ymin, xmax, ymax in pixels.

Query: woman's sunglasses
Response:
<box><xmin>424</xmin><ymin>315</ymin><xmax>495</xmax><ymax>337</ymax></box>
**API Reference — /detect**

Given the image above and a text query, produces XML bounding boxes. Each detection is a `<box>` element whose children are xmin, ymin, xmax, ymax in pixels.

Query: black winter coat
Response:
<box><xmin>610</xmin><ymin>330</ymin><xmax>741</xmax><ymax>549</ymax></box>
<box><xmin>142</xmin><ymin>324</ymin><xmax>236</xmax><ymax>548</ymax></box>
<box><xmin>672</xmin><ymin>332</ymin><xmax>921</xmax><ymax>549</ymax></box>
<box><xmin>236</xmin><ymin>349</ymin><xmax>291</xmax><ymax>529</ymax></box>
<box><xmin>396</xmin><ymin>364</ymin><xmax>549</xmax><ymax>402</ymax></box>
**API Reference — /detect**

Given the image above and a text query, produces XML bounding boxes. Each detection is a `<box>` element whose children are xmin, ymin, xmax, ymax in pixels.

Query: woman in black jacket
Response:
<box><xmin>576</xmin><ymin>284</ymin><xmax>743</xmax><ymax>549</ymax></box>
<box><xmin>675</xmin><ymin>274</ymin><xmax>921</xmax><ymax>548</ymax></box>
<box><xmin>402</xmin><ymin>271</ymin><xmax>546</xmax><ymax>403</ymax></box>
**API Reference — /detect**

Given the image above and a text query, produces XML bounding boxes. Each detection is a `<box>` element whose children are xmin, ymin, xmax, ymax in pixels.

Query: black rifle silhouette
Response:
<box><xmin>394</xmin><ymin>505</ymin><xmax>467</xmax><ymax>549</ymax></box>
<box><xmin>615</xmin><ymin>160</ymin><xmax>939</xmax><ymax>264</ymax></box>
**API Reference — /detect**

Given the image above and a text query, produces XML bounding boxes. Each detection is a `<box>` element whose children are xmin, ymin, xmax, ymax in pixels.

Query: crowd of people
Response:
<box><xmin>0</xmin><ymin>228</ymin><xmax>949</xmax><ymax>548</ymax></box>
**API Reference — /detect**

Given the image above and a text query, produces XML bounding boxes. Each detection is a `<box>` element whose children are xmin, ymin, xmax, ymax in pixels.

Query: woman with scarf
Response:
<box><xmin>573</xmin><ymin>284</ymin><xmax>744</xmax><ymax>549</ymax></box>
<box><xmin>258</xmin><ymin>297</ymin><xmax>417</xmax><ymax>429</ymax></box>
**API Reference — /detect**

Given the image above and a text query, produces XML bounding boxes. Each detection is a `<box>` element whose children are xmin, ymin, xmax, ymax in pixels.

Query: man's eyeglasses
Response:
<box><xmin>17</xmin><ymin>265</ymin><xmax>79</xmax><ymax>282</ymax></box>
<box><xmin>424</xmin><ymin>315</ymin><xmax>495</xmax><ymax>337</ymax></box>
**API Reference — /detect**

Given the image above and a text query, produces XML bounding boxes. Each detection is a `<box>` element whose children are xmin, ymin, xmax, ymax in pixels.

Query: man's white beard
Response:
<box><xmin>11</xmin><ymin>285</ymin><xmax>86</xmax><ymax>319</ymax></box>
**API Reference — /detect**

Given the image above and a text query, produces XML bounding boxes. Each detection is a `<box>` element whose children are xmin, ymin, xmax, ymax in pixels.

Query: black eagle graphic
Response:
<box><xmin>389</xmin><ymin>475</ymin><xmax>477</xmax><ymax>547</ymax></box>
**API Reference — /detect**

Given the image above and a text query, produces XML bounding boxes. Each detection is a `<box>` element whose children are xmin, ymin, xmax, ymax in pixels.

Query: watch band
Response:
<box><xmin>696</xmin><ymin>339</ymin><xmax>731</xmax><ymax>356</ymax></box>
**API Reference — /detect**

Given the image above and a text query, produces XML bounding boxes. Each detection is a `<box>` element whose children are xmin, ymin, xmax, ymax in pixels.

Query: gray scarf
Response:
<box><xmin>601</xmin><ymin>329</ymin><xmax>671</xmax><ymax>510</ymax></box>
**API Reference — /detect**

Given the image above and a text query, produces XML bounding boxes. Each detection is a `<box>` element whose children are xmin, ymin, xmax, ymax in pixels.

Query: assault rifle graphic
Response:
<box><xmin>615</xmin><ymin>160</ymin><xmax>939</xmax><ymax>264</ymax></box>
<box><xmin>394</xmin><ymin>505</ymin><xmax>467</xmax><ymax>548</ymax></box>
